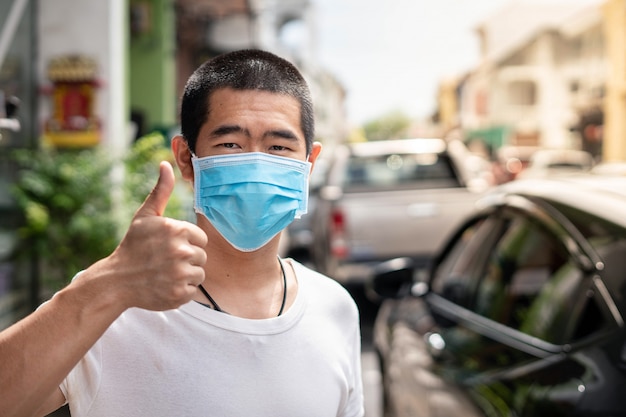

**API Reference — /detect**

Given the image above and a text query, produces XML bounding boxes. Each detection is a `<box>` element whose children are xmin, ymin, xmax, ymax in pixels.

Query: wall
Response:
<box><xmin>129</xmin><ymin>0</ymin><xmax>176</xmax><ymax>138</ymax></box>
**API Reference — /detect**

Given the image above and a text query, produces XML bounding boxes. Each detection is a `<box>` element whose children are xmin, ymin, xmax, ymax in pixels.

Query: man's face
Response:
<box><xmin>173</xmin><ymin>87</ymin><xmax>321</xmax><ymax>185</ymax></box>
<box><xmin>171</xmin><ymin>87</ymin><xmax>321</xmax><ymax>250</ymax></box>
<box><xmin>194</xmin><ymin>87</ymin><xmax>308</xmax><ymax>161</ymax></box>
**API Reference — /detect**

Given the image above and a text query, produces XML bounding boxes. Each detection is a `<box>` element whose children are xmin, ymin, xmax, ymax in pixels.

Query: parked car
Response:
<box><xmin>516</xmin><ymin>148</ymin><xmax>595</xmax><ymax>179</ymax></box>
<box><xmin>309</xmin><ymin>138</ymin><xmax>487</xmax><ymax>285</ymax></box>
<box><xmin>591</xmin><ymin>161</ymin><xmax>626</xmax><ymax>176</ymax></box>
<box><xmin>370</xmin><ymin>173</ymin><xmax>626</xmax><ymax>417</ymax></box>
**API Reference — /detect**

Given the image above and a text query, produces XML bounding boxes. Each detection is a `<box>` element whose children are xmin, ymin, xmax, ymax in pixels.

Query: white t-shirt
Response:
<box><xmin>60</xmin><ymin>259</ymin><xmax>364</xmax><ymax>416</ymax></box>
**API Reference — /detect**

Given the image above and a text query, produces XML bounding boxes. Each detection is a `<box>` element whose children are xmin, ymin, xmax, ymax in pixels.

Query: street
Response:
<box><xmin>349</xmin><ymin>281</ymin><xmax>383</xmax><ymax>417</ymax></box>
<box><xmin>362</xmin><ymin>331</ymin><xmax>383</xmax><ymax>417</ymax></box>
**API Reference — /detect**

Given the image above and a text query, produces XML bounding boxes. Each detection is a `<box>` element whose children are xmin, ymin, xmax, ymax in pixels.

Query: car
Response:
<box><xmin>591</xmin><ymin>161</ymin><xmax>626</xmax><ymax>176</ymax></box>
<box><xmin>369</xmin><ymin>173</ymin><xmax>626</xmax><ymax>417</ymax></box>
<box><xmin>516</xmin><ymin>148</ymin><xmax>595</xmax><ymax>179</ymax></box>
<box><xmin>309</xmin><ymin>138</ymin><xmax>487</xmax><ymax>286</ymax></box>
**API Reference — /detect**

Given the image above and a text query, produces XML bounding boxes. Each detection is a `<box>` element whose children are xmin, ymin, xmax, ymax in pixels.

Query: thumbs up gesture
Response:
<box><xmin>100</xmin><ymin>161</ymin><xmax>207</xmax><ymax>311</ymax></box>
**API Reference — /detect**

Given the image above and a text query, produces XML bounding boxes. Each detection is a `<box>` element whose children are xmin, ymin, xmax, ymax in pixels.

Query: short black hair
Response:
<box><xmin>180</xmin><ymin>49</ymin><xmax>315</xmax><ymax>155</ymax></box>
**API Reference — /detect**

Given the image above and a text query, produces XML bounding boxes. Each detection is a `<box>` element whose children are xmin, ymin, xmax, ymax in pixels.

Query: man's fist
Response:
<box><xmin>106</xmin><ymin>161</ymin><xmax>207</xmax><ymax>311</ymax></box>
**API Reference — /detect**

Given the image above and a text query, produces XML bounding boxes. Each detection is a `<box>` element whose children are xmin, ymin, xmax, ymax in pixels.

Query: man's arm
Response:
<box><xmin>0</xmin><ymin>162</ymin><xmax>207</xmax><ymax>417</ymax></box>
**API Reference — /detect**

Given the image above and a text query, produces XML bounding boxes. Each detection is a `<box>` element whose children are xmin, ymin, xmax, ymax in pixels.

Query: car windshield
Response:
<box><xmin>342</xmin><ymin>152</ymin><xmax>461</xmax><ymax>190</ymax></box>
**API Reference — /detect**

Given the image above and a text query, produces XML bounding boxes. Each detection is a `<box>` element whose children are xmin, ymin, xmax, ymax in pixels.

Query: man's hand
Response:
<box><xmin>102</xmin><ymin>161</ymin><xmax>207</xmax><ymax>311</ymax></box>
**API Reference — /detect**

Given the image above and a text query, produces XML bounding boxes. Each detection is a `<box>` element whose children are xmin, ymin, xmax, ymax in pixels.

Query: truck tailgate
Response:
<box><xmin>339</xmin><ymin>188</ymin><xmax>480</xmax><ymax>261</ymax></box>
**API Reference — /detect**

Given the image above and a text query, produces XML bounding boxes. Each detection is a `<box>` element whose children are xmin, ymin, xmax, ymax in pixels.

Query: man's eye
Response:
<box><xmin>222</xmin><ymin>143</ymin><xmax>237</xmax><ymax>148</ymax></box>
<box><xmin>270</xmin><ymin>145</ymin><xmax>286</xmax><ymax>151</ymax></box>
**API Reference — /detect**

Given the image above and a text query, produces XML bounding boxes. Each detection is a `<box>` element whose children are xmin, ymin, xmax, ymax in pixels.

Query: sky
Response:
<box><xmin>310</xmin><ymin>0</ymin><xmax>599</xmax><ymax>127</ymax></box>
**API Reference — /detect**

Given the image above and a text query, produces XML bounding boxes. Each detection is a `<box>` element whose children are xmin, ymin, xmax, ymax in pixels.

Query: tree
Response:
<box><xmin>362</xmin><ymin>110</ymin><xmax>412</xmax><ymax>141</ymax></box>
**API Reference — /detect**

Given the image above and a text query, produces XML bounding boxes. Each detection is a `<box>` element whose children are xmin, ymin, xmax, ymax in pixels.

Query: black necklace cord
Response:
<box><xmin>198</xmin><ymin>256</ymin><xmax>287</xmax><ymax>317</ymax></box>
<box><xmin>277</xmin><ymin>257</ymin><xmax>287</xmax><ymax>316</ymax></box>
<box><xmin>198</xmin><ymin>283</ymin><xmax>222</xmax><ymax>312</ymax></box>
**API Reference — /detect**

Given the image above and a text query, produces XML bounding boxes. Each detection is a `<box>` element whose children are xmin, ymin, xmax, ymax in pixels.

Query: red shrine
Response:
<box><xmin>44</xmin><ymin>55</ymin><xmax>101</xmax><ymax>147</ymax></box>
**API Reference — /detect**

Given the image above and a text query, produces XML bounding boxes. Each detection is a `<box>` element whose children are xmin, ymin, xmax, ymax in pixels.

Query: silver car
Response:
<box><xmin>310</xmin><ymin>138</ymin><xmax>487</xmax><ymax>285</ymax></box>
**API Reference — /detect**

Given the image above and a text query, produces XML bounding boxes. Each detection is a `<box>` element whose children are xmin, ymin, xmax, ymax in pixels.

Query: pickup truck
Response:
<box><xmin>309</xmin><ymin>138</ymin><xmax>489</xmax><ymax>285</ymax></box>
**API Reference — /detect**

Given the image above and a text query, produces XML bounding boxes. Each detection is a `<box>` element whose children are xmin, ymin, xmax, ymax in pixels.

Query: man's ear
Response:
<box><xmin>307</xmin><ymin>141</ymin><xmax>323</xmax><ymax>174</ymax></box>
<box><xmin>171</xmin><ymin>135</ymin><xmax>194</xmax><ymax>182</ymax></box>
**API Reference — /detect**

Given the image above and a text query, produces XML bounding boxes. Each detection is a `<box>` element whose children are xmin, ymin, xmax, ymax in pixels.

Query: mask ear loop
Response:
<box><xmin>185</xmin><ymin>141</ymin><xmax>199</xmax><ymax>192</ymax></box>
<box><xmin>186</xmin><ymin>141</ymin><xmax>198</xmax><ymax>159</ymax></box>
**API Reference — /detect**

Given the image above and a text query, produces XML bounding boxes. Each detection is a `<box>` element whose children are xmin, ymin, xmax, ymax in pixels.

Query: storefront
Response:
<box><xmin>0</xmin><ymin>0</ymin><xmax>39</xmax><ymax>329</ymax></box>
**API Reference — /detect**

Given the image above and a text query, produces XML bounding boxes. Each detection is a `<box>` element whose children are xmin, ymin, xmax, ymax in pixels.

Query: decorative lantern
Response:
<box><xmin>43</xmin><ymin>55</ymin><xmax>101</xmax><ymax>147</ymax></box>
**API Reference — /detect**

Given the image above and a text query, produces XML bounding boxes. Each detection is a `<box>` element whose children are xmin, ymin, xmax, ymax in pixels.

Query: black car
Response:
<box><xmin>370</xmin><ymin>174</ymin><xmax>626</xmax><ymax>417</ymax></box>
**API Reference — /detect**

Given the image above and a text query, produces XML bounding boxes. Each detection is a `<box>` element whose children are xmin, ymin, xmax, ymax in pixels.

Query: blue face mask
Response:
<box><xmin>192</xmin><ymin>152</ymin><xmax>311</xmax><ymax>252</ymax></box>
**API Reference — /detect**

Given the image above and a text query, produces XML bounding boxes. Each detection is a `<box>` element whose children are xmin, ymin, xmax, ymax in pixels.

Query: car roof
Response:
<box><xmin>591</xmin><ymin>161</ymin><xmax>626</xmax><ymax>176</ymax></box>
<box><xmin>490</xmin><ymin>174</ymin><xmax>626</xmax><ymax>228</ymax></box>
<box><xmin>347</xmin><ymin>138</ymin><xmax>447</xmax><ymax>157</ymax></box>
<box><xmin>527</xmin><ymin>149</ymin><xmax>594</xmax><ymax>168</ymax></box>
<box><xmin>496</xmin><ymin>145</ymin><xmax>541</xmax><ymax>161</ymax></box>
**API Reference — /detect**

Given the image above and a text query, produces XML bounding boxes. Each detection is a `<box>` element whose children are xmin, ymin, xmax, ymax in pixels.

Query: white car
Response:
<box><xmin>517</xmin><ymin>148</ymin><xmax>594</xmax><ymax>179</ymax></box>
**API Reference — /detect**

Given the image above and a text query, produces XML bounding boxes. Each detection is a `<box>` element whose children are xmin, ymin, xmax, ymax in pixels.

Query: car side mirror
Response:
<box><xmin>366</xmin><ymin>257</ymin><xmax>421</xmax><ymax>301</ymax></box>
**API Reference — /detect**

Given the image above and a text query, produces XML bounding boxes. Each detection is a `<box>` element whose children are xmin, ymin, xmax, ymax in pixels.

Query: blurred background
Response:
<box><xmin>1</xmin><ymin>1</ymin><xmax>626</xmax><ymax>414</ymax></box>
<box><xmin>3</xmin><ymin>0</ymin><xmax>621</xmax><ymax>319</ymax></box>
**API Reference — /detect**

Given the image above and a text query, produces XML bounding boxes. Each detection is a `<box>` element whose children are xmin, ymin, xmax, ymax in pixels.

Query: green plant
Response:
<box><xmin>362</xmin><ymin>110</ymin><xmax>412</xmax><ymax>141</ymax></box>
<box><xmin>12</xmin><ymin>145</ymin><xmax>118</xmax><ymax>292</ymax></box>
<box><xmin>122</xmin><ymin>132</ymin><xmax>187</xmax><ymax>223</ymax></box>
<box><xmin>11</xmin><ymin>132</ymin><xmax>188</xmax><ymax>294</ymax></box>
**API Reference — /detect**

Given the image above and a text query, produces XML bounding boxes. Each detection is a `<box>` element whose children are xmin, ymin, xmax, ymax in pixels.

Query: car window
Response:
<box><xmin>433</xmin><ymin>204</ymin><xmax>607</xmax><ymax>346</ymax></box>
<box><xmin>343</xmin><ymin>152</ymin><xmax>461</xmax><ymax>190</ymax></box>
<box><xmin>471</xmin><ymin>212</ymin><xmax>596</xmax><ymax>344</ymax></box>
<box><xmin>431</xmin><ymin>216</ymin><xmax>502</xmax><ymax>309</ymax></box>
<box><xmin>426</xmin><ymin>204</ymin><xmax>616</xmax><ymax>389</ymax></box>
<box><xmin>549</xmin><ymin>202</ymin><xmax>626</xmax><ymax>311</ymax></box>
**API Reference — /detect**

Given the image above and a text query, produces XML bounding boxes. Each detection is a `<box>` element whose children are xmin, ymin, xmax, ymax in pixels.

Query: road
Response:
<box><xmin>362</xmin><ymin>333</ymin><xmax>383</xmax><ymax>417</ymax></box>
<box><xmin>350</xmin><ymin>281</ymin><xmax>383</xmax><ymax>417</ymax></box>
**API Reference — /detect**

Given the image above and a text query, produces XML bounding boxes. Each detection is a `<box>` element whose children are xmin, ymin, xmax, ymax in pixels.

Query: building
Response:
<box><xmin>458</xmin><ymin>1</ymin><xmax>607</xmax><ymax>158</ymax></box>
<box><xmin>602</xmin><ymin>0</ymin><xmax>626</xmax><ymax>162</ymax></box>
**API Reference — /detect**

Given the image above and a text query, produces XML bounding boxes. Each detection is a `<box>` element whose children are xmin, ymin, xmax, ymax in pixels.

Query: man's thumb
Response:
<box><xmin>136</xmin><ymin>161</ymin><xmax>176</xmax><ymax>217</ymax></box>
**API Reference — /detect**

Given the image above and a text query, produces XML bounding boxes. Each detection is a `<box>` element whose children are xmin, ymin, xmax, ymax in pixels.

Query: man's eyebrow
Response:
<box><xmin>209</xmin><ymin>125</ymin><xmax>300</xmax><ymax>142</ymax></box>
<box><xmin>210</xmin><ymin>124</ymin><xmax>248</xmax><ymax>137</ymax></box>
<box><xmin>264</xmin><ymin>129</ymin><xmax>299</xmax><ymax>141</ymax></box>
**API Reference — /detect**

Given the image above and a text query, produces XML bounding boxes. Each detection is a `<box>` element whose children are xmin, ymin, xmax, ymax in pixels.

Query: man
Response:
<box><xmin>0</xmin><ymin>49</ymin><xmax>364</xmax><ymax>417</ymax></box>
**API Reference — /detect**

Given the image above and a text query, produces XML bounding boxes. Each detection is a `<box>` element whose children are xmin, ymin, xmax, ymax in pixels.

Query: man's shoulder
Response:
<box><xmin>290</xmin><ymin>260</ymin><xmax>359</xmax><ymax>314</ymax></box>
<box><xmin>290</xmin><ymin>260</ymin><xmax>343</xmax><ymax>290</ymax></box>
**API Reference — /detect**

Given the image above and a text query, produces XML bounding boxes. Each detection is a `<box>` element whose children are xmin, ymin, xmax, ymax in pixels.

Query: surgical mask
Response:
<box><xmin>192</xmin><ymin>152</ymin><xmax>311</xmax><ymax>252</ymax></box>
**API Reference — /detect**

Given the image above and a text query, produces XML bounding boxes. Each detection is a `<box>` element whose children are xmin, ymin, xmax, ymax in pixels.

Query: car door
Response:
<box><xmin>422</xmin><ymin>201</ymin><xmax>600</xmax><ymax>416</ymax></box>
